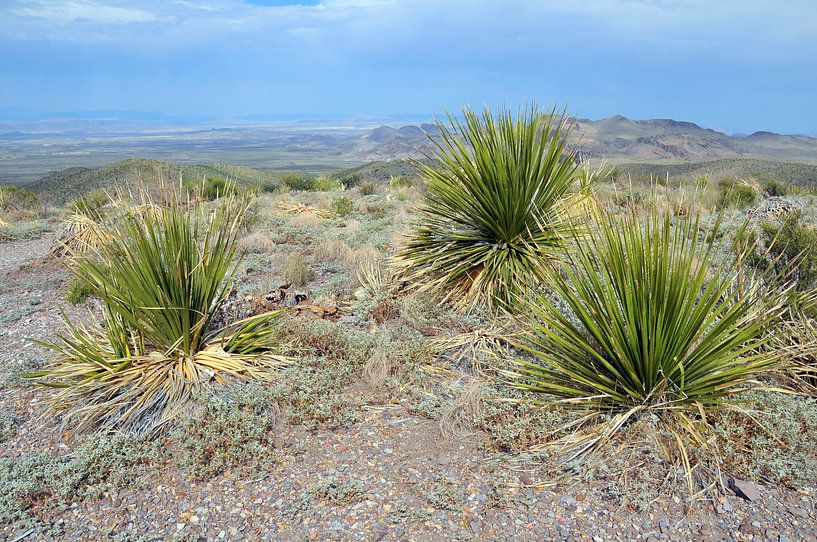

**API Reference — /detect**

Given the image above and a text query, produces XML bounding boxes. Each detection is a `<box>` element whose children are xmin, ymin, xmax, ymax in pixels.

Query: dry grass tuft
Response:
<box><xmin>439</xmin><ymin>381</ymin><xmax>487</xmax><ymax>440</ymax></box>
<box><xmin>238</xmin><ymin>232</ymin><xmax>276</xmax><ymax>255</ymax></box>
<box><xmin>314</xmin><ymin>238</ymin><xmax>353</xmax><ymax>262</ymax></box>
<box><xmin>280</xmin><ymin>253</ymin><xmax>313</xmax><ymax>286</ymax></box>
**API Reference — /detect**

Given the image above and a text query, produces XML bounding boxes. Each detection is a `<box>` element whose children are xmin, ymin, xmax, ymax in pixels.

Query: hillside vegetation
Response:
<box><xmin>26</xmin><ymin>158</ymin><xmax>285</xmax><ymax>203</ymax></box>
<box><xmin>3</xmin><ymin>105</ymin><xmax>817</xmax><ymax>540</ymax></box>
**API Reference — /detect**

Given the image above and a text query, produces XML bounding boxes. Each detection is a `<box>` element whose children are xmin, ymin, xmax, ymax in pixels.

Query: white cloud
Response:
<box><xmin>11</xmin><ymin>0</ymin><xmax>163</xmax><ymax>24</ymax></box>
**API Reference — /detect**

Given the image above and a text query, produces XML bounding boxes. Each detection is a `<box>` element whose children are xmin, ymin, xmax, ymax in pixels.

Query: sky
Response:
<box><xmin>0</xmin><ymin>0</ymin><xmax>816</xmax><ymax>134</ymax></box>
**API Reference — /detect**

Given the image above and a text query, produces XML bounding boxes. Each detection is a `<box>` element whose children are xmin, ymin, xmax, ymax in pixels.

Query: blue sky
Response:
<box><xmin>0</xmin><ymin>0</ymin><xmax>815</xmax><ymax>134</ymax></box>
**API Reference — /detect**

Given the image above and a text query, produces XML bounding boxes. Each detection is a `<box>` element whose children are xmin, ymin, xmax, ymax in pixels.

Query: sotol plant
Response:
<box><xmin>397</xmin><ymin>104</ymin><xmax>585</xmax><ymax>312</ymax></box>
<box><xmin>509</xmin><ymin>207</ymin><xmax>786</xmax><ymax>480</ymax></box>
<box><xmin>30</xmin><ymin>190</ymin><xmax>288</xmax><ymax>432</ymax></box>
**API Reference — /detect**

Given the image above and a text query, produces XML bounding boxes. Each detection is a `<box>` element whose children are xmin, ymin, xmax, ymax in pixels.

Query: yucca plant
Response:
<box><xmin>396</xmin><ymin>104</ymin><xmax>585</xmax><ymax>312</ymax></box>
<box><xmin>51</xmin><ymin>212</ymin><xmax>112</xmax><ymax>257</ymax></box>
<box><xmin>508</xmin><ymin>207</ymin><xmax>787</xmax><ymax>480</ymax></box>
<box><xmin>30</xmin><ymin>191</ymin><xmax>288</xmax><ymax>432</ymax></box>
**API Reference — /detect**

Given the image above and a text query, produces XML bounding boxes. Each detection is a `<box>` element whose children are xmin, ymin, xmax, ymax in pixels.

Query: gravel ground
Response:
<box><xmin>1</xmin><ymin>234</ymin><xmax>816</xmax><ymax>542</ymax></box>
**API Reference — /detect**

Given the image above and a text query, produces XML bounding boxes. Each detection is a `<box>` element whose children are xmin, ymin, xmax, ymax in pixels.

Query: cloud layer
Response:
<box><xmin>1</xmin><ymin>0</ymin><xmax>815</xmax><ymax>132</ymax></box>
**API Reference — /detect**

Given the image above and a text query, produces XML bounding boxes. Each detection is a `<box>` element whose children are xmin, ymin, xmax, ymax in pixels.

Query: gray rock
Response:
<box><xmin>560</xmin><ymin>495</ymin><xmax>577</xmax><ymax>507</ymax></box>
<box><xmin>730</xmin><ymin>478</ymin><xmax>760</xmax><ymax>502</ymax></box>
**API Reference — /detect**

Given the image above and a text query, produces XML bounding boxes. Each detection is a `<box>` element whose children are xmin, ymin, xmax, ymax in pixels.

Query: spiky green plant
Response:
<box><xmin>396</xmin><ymin>104</ymin><xmax>584</xmax><ymax>312</ymax></box>
<box><xmin>30</xmin><ymin>191</ymin><xmax>288</xmax><ymax>432</ymax></box>
<box><xmin>509</xmin><ymin>207</ymin><xmax>786</xmax><ymax>474</ymax></box>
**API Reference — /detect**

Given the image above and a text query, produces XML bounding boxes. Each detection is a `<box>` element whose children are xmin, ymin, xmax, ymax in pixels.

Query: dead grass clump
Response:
<box><xmin>439</xmin><ymin>381</ymin><xmax>488</xmax><ymax>439</ymax></box>
<box><xmin>314</xmin><ymin>238</ymin><xmax>353</xmax><ymax>262</ymax></box>
<box><xmin>238</xmin><ymin>232</ymin><xmax>276</xmax><ymax>255</ymax></box>
<box><xmin>362</xmin><ymin>352</ymin><xmax>393</xmax><ymax>390</ymax></box>
<box><xmin>346</xmin><ymin>244</ymin><xmax>381</xmax><ymax>268</ymax></box>
<box><xmin>276</xmin><ymin>200</ymin><xmax>332</xmax><ymax>219</ymax></box>
<box><xmin>342</xmin><ymin>219</ymin><xmax>363</xmax><ymax>233</ymax></box>
<box><xmin>280</xmin><ymin>254</ymin><xmax>313</xmax><ymax>286</ymax></box>
<box><xmin>287</xmin><ymin>212</ymin><xmax>323</xmax><ymax>228</ymax></box>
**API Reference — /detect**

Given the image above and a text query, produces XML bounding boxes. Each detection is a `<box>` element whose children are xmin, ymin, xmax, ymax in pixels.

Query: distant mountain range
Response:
<box><xmin>352</xmin><ymin>115</ymin><xmax>817</xmax><ymax>165</ymax></box>
<box><xmin>2</xmin><ymin>113</ymin><xmax>816</xmax><ymax>186</ymax></box>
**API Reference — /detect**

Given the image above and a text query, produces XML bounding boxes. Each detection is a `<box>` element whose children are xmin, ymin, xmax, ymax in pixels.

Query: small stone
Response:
<box><xmin>642</xmin><ymin>522</ymin><xmax>652</xmax><ymax>531</ymax></box>
<box><xmin>593</xmin><ymin>537</ymin><xmax>603</xmax><ymax>542</ymax></box>
<box><xmin>658</xmin><ymin>519</ymin><xmax>670</xmax><ymax>533</ymax></box>
<box><xmin>470</xmin><ymin>520</ymin><xmax>482</xmax><ymax>533</ymax></box>
<box><xmin>437</xmin><ymin>454</ymin><xmax>451</xmax><ymax>466</ymax></box>
<box><xmin>560</xmin><ymin>495</ymin><xmax>577</xmax><ymax>507</ymax></box>
<box><xmin>730</xmin><ymin>479</ymin><xmax>761</xmax><ymax>502</ymax></box>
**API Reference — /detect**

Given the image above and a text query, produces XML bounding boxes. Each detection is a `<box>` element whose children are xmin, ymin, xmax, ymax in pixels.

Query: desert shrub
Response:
<box><xmin>0</xmin><ymin>219</ymin><xmax>51</xmax><ymax>241</ymax></box>
<box><xmin>336</xmin><ymin>172</ymin><xmax>362</xmax><ymax>187</ymax></box>
<box><xmin>388</xmin><ymin>175</ymin><xmax>413</xmax><ymax>189</ymax></box>
<box><xmin>313</xmin><ymin>176</ymin><xmax>344</xmax><ymax>191</ymax></box>
<box><xmin>359</xmin><ymin>180</ymin><xmax>377</xmax><ymax>196</ymax></box>
<box><xmin>308</xmin><ymin>477</ymin><xmax>366</xmax><ymax>505</ymax></box>
<box><xmin>470</xmin><ymin>386</ymin><xmax>571</xmax><ymax>452</ymax></box>
<box><xmin>70</xmin><ymin>189</ymin><xmax>108</xmax><ymax>219</ymax></box>
<box><xmin>358</xmin><ymin>200</ymin><xmax>389</xmax><ymax>218</ymax></box>
<box><xmin>0</xmin><ymin>409</ymin><xmax>15</xmax><ymax>442</ymax></box>
<box><xmin>612</xmin><ymin>190</ymin><xmax>644</xmax><ymax>209</ymax></box>
<box><xmin>397</xmin><ymin>104</ymin><xmax>584</xmax><ymax>312</ymax></box>
<box><xmin>280</xmin><ymin>253</ymin><xmax>313</xmax><ymax>286</ymax></box>
<box><xmin>174</xmin><ymin>384</ymin><xmax>278</xmax><ymax>479</ymax></box>
<box><xmin>717</xmin><ymin>178</ymin><xmax>758</xmax><ymax>209</ymax></box>
<box><xmin>713</xmin><ymin>391</ymin><xmax>817</xmax><ymax>486</ymax></box>
<box><xmin>187</xmin><ymin>176</ymin><xmax>239</xmax><ymax>201</ymax></box>
<box><xmin>281</xmin><ymin>173</ymin><xmax>315</xmax><ymax>191</ymax></box>
<box><xmin>273</xmin><ymin>321</ymin><xmax>375</xmax><ymax>428</ymax></box>
<box><xmin>0</xmin><ymin>184</ymin><xmax>39</xmax><ymax>212</ymax></box>
<box><xmin>31</xmin><ymin>191</ymin><xmax>288</xmax><ymax>432</ymax></box>
<box><xmin>510</xmin><ymin>207</ymin><xmax>785</xmax><ymax>474</ymax></box>
<box><xmin>313</xmin><ymin>238</ymin><xmax>352</xmax><ymax>262</ymax></box>
<box><xmin>331</xmin><ymin>195</ymin><xmax>354</xmax><ymax>217</ymax></box>
<box><xmin>238</xmin><ymin>231</ymin><xmax>276</xmax><ymax>255</ymax></box>
<box><xmin>0</xmin><ymin>432</ymin><xmax>156</xmax><ymax>529</ymax></box>
<box><xmin>764</xmin><ymin>179</ymin><xmax>788</xmax><ymax>197</ymax></box>
<box><xmin>755</xmin><ymin>212</ymin><xmax>817</xmax><ymax>292</ymax></box>
<box><xmin>64</xmin><ymin>276</ymin><xmax>95</xmax><ymax>304</ymax></box>
<box><xmin>273</xmin><ymin>319</ymin><xmax>427</xmax><ymax>427</ymax></box>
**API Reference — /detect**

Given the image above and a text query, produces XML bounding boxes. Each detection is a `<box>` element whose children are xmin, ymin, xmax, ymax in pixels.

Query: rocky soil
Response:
<box><xmin>0</xmin><ymin>234</ymin><xmax>815</xmax><ymax>542</ymax></box>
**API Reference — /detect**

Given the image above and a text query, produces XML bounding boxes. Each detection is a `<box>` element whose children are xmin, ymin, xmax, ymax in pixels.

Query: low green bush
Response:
<box><xmin>281</xmin><ymin>173</ymin><xmax>315</xmax><ymax>191</ymax></box>
<box><xmin>0</xmin><ymin>433</ymin><xmax>157</xmax><ymax>529</ymax></box>
<box><xmin>313</xmin><ymin>177</ymin><xmax>343</xmax><ymax>191</ymax></box>
<box><xmin>359</xmin><ymin>180</ymin><xmax>377</xmax><ymax>196</ymax></box>
<box><xmin>64</xmin><ymin>277</ymin><xmax>95</xmax><ymax>304</ymax></box>
<box><xmin>764</xmin><ymin>179</ymin><xmax>788</xmax><ymax>197</ymax></box>
<box><xmin>331</xmin><ymin>196</ymin><xmax>355</xmax><ymax>217</ymax></box>
<box><xmin>750</xmin><ymin>211</ymin><xmax>817</xmax><ymax>295</ymax></box>
<box><xmin>70</xmin><ymin>190</ymin><xmax>108</xmax><ymax>219</ymax></box>
<box><xmin>510</xmin><ymin>207</ymin><xmax>784</xmax><ymax>477</ymax></box>
<box><xmin>717</xmin><ymin>178</ymin><xmax>757</xmax><ymax>209</ymax></box>
<box><xmin>0</xmin><ymin>409</ymin><xmax>15</xmax><ymax>443</ymax></box>
<box><xmin>336</xmin><ymin>172</ymin><xmax>362</xmax><ymax>187</ymax></box>
<box><xmin>0</xmin><ymin>185</ymin><xmax>39</xmax><ymax>212</ymax></box>
<box><xmin>188</xmin><ymin>176</ymin><xmax>238</xmax><ymax>200</ymax></box>
<box><xmin>174</xmin><ymin>384</ymin><xmax>278</xmax><ymax>479</ymax></box>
